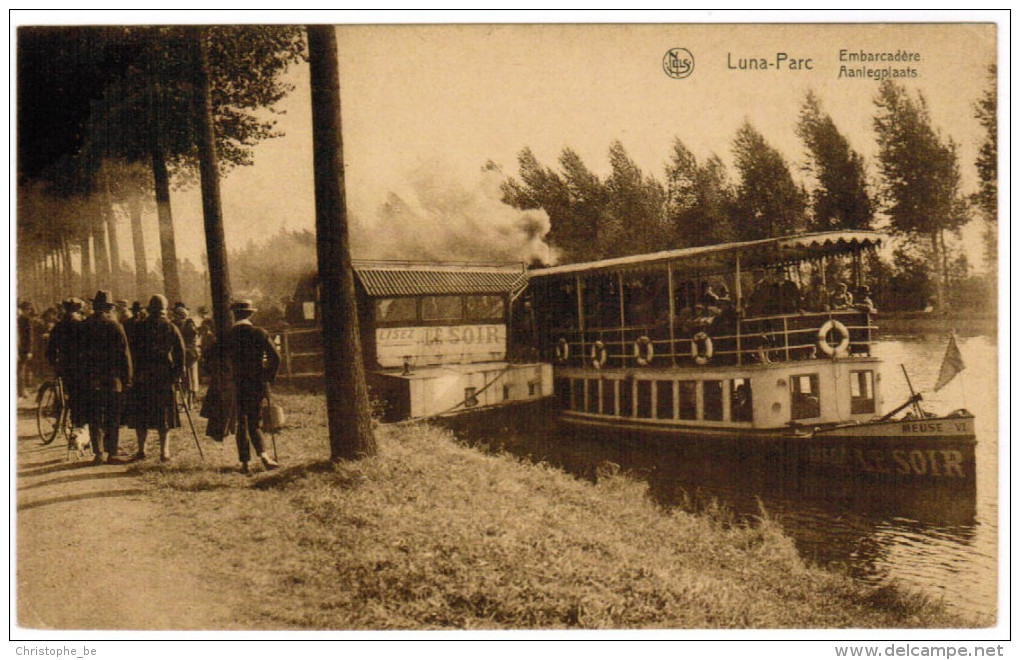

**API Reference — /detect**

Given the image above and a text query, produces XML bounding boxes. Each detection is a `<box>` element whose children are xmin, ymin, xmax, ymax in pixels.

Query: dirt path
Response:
<box><xmin>14</xmin><ymin>402</ymin><xmax>241</xmax><ymax>631</ymax></box>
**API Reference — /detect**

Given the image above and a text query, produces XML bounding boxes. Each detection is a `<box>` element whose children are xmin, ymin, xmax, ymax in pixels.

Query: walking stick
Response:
<box><xmin>175</xmin><ymin>381</ymin><xmax>205</xmax><ymax>461</ymax></box>
<box><xmin>265</xmin><ymin>384</ymin><xmax>278</xmax><ymax>462</ymax></box>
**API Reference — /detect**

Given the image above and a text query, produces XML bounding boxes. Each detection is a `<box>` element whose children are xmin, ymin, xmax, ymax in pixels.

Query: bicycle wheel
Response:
<box><xmin>36</xmin><ymin>382</ymin><xmax>64</xmax><ymax>445</ymax></box>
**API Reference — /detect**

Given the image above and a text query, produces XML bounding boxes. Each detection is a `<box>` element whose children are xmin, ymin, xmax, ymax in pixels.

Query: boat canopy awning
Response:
<box><xmin>353</xmin><ymin>260</ymin><xmax>528</xmax><ymax>298</ymax></box>
<box><xmin>528</xmin><ymin>231</ymin><xmax>883</xmax><ymax>280</ymax></box>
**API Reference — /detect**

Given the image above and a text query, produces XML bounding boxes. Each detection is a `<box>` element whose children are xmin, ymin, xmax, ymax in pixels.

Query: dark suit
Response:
<box><xmin>225</xmin><ymin>320</ymin><xmax>281</xmax><ymax>463</ymax></box>
<box><xmin>80</xmin><ymin>311</ymin><xmax>133</xmax><ymax>456</ymax></box>
<box><xmin>45</xmin><ymin>315</ymin><xmax>87</xmax><ymax>427</ymax></box>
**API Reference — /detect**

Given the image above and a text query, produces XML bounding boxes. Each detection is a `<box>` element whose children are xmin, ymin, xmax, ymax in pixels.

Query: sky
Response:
<box><xmin>23</xmin><ymin>16</ymin><xmax>1005</xmax><ymax>274</ymax></box>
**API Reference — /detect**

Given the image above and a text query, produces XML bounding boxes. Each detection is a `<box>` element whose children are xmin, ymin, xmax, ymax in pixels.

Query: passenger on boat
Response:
<box><xmin>854</xmin><ymin>285</ymin><xmax>877</xmax><ymax>314</ymax></box>
<box><xmin>829</xmin><ymin>282</ymin><xmax>854</xmax><ymax>310</ymax></box>
<box><xmin>778</xmin><ymin>278</ymin><xmax>802</xmax><ymax>314</ymax></box>
<box><xmin>747</xmin><ymin>274</ymin><xmax>779</xmax><ymax>317</ymax></box>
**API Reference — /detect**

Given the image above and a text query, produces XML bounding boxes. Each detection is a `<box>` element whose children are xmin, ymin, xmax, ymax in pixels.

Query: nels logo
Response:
<box><xmin>663</xmin><ymin>48</ymin><xmax>694</xmax><ymax>79</ymax></box>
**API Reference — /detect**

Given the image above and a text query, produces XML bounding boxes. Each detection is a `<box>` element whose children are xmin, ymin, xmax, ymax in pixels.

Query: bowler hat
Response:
<box><xmin>231</xmin><ymin>299</ymin><xmax>257</xmax><ymax>314</ymax></box>
<box><xmin>91</xmin><ymin>290</ymin><xmax>114</xmax><ymax>310</ymax></box>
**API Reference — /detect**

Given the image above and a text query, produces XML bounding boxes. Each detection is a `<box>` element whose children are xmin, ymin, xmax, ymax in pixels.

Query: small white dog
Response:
<box><xmin>68</xmin><ymin>427</ymin><xmax>91</xmax><ymax>460</ymax></box>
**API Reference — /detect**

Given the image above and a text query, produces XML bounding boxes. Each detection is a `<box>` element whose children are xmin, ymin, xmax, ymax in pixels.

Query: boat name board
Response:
<box><xmin>901</xmin><ymin>420</ymin><xmax>970</xmax><ymax>435</ymax></box>
<box><xmin>375</xmin><ymin>324</ymin><xmax>506</xmax><ymax>368</ymax></box>
<box><xmin>809</xmin><ymin>446</ymin><xmax>968</xmax><ymax>478</ymax></box>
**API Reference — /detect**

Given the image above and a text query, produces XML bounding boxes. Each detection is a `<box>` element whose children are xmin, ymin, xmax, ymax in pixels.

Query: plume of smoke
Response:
<box><xmin>352</xmin><ymin>162</ymin><xmax>558</xmax><ymax>266</ymax></box>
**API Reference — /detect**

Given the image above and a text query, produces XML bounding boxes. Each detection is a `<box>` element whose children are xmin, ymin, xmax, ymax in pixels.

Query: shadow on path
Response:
<box><xmin>18</xmin><ymin>489</ymin><xmax>148</xmax><ymax>512</ymax></box>
<box><xmin>18</xmin><ymin>471</ymin><xmax>138</xmax><ymax>492</ymax></box>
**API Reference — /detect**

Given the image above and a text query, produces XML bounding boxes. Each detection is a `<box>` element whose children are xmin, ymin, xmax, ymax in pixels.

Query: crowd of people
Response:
<box><xmin>17</xmin><ymin>291</ymin><xmax>282</xmax><ymax>474</ymax></box>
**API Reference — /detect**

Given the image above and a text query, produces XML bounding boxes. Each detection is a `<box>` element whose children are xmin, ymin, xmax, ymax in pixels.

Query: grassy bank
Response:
<box><xmin>129</xmin><ymin>392</ymin><xmax>976</xmax><ymax>630</ymax></box>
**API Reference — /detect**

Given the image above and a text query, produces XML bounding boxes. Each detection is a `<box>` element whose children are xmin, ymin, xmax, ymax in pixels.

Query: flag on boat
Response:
<box><xmin>934</xmin><ymin>333</ymin><xmax>965</xmax><ymax>392</ymax></box>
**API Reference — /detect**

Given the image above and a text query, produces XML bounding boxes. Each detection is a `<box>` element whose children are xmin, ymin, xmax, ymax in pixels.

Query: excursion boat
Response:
<box><xmin>279</xmin><ymin>261</ymin><xmax>552</xmax><ymax>422</ymax></box>
<box><xmin>526</xmin><ymin>231</ymin><xmax>976</xmax><ymax>481</ymax></box>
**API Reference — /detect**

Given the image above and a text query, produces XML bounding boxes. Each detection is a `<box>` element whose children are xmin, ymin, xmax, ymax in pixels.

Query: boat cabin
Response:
<box><xmin>526</xmin><ymin>231</ymin><xmax>884</xmax><ymax>437</ymax></box>
<box><xmin>283</xmin><ymin>261</ymin><xmax>551</xmax><ymax>422</ymax></box>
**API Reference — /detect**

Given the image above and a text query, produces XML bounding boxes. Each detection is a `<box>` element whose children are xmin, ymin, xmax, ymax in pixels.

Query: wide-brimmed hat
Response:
<box><xmin>91</xmin><ymin>290</ymin><xmax>114</xmax><ymax>310</ymax></box>
<box><xmin>231</xmin><ymin>299</ymin><xmax>257</xmax><ymax>314</ymax></box>
<box><xmin>148</xmin><ymin>294</ymin><xmax>169</xmax><ymax>312</ymax></box>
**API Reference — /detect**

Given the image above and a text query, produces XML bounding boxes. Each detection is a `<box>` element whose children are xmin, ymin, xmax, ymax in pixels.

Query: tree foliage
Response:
<box><xmin>731</xmin><ymin>121</ymin><xmax>807</xmax><ymax>241</ymax></box>
<box><xmin>796</xmin><ymin>91</ymin><xmax>874</xmax><ymax>231</ymax></box>
<box><xmin>973</xmin><ymin>64</ymin><xmax>997</xmax><ymax>272</ymax></box>
<box><xmin>873</xmin><ymin>81</ymin><xmax>968</xmax><ymax>239</ymax></box>
<box><xmin>665</xmin><ymin>138</ymin><xmax>735</xmax><ymax>247</ymax></box>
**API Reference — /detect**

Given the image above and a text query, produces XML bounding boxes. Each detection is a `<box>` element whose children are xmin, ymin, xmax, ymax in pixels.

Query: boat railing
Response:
<box><xmin>540</xmin><ymin>309</ymin><xmax>876</xmax><ymax>369</ymax></box>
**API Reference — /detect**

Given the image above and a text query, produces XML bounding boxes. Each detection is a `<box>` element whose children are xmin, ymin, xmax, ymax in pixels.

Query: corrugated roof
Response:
<box><xmin>529</xmin><ymin>231</ymin><xmax>883</xmax><ymax>279</ymax></box>
<box><xmin>353</xmin><ymin>261</ymin><xmax>528</xmax><ymax>297</ymax></box>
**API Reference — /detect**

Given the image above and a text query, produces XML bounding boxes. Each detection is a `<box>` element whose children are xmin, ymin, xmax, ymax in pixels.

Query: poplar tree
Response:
<box><xmin>873</xmin><ymin>80</ymin><xmax>967</xmax><ymax>310</ymax></box>
<box><xmin>731</xmin><ymin>121</ymin><xmax>807</xmax><ymax>241</ymax></box>
<box><xmin>796</xmin><ymin>91</ymin><xmax>874</xmax><ymax>231</ymax></box>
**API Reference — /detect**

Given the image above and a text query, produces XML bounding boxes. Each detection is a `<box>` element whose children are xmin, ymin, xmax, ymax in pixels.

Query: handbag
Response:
<box><xmin>261</xmin><ymin>397</ymin><xmax>286</xmax><ymax>432</ymax></box>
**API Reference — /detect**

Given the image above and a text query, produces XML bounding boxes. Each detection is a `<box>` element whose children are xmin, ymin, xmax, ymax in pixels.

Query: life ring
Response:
<box><xmin>691</xmin><ymin>332</ymin><xmax>714</xmax><ymax>365</ymax></box>
<box><xmin>818</xmin><ymin>319</ymin><xmax>850</xmax><ymax>357</ymax></box>
<box><xmin>555</xmin><ymin>337</ymin><xmax>570</xmax><ymax>362</ymax></box>
<box><xmin>633</xmin><ymin>336</ymin><xmax>655</xmax><ymax>366</ymax></box>
<box><xmin>591</xmin><ymin>341</ymin><xmax>608</xmax><ymax>370</ymax></box>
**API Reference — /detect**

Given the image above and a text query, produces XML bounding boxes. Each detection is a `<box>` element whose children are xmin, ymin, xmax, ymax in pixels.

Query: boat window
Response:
<box><xmin>375</xmin><ymin>297</ymin><xmax>418</xmax><ymax>324</ymax></box>
<box><xmin>620</xmin><ymin>378</ymin><xmax>634</xmax><ymax>417</ymax></box>
<box><xmin>704</xmin><ymin>380</ymin><xmax>724</xmax><ymax>421</ymax></box>
<box><xmin>423</xmin><ymin>296</ymin><xmax>463</xmax><ymax>322</ymax></box>
<box><xmin>466</xmin><ymin>295</ymin><xmax>506</xmax><ymax>322</ymax></box>
<box><xmin>656</xmin><ymin>381</ymin><xmax>674</xmax><ymax>420</ymax></box>
<box><xmin>791</xmin><ymin>373</ymin><xmax>821</xmax><ymax>420</ymax></box>
<box><xmin>601</xmin><ymin>379</ymin><xmax>617</xmax><ymax>416</ymax></box>
<box><xmin>850</xmin><ymin>370</ymin><xmax>875</xmax><ymax>414</ymax></box>
<box><xmin>586</xmin><ymin>379</ymin><xmax>600</xmax><ymax>414</ymax></box>
<box><xmin>731</xmin><ymin>378</ymin><xmax>753</xmax><ymax>423</ymax></box>
<box><xmin>678</xmin><ymin>381</ymin><xmax>697</xmax><ymax>420</ymax></box>
<box><xmin>636</xmin><ymin>380</ymin><xmax>653</xmax><ymax>418</ymax></box>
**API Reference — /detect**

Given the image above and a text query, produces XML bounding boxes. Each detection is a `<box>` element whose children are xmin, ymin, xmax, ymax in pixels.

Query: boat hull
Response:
<box><xmin>557</xmin><ymin>412</ymin><xmax>976</xmax><ymax>482</ymax></box>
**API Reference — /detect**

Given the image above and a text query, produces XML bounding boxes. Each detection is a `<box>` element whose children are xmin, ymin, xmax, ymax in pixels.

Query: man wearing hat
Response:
<box><xmin>80</xmin><ymin>291</ymin><xmax>133</xmax><ymax>464</ymax></box>
<box><xmin>45</xmin><ymin>298</ymin><xmax>87</xmax><ymax>438</ymax></box>
<box><xmin>130</xmin><ymin>294</ymin><xmax>186</xmax><ymax>462</ymax></box>
<box><xmin>855</xmin><ymin>285</ymin><xmax>877</xmax><ymax>315</ymax></box>
<box><xmin>172</xmin><ymin>302</ymin><xmax>201</xmax><ymax>406</ymax></box>
<box><xmin>224</xmin><ymin>299</ymin><xmax>280</xmax><ymax>473</ymax></box>
<box><xmin>17</xmin><ymin>301</ymin><xmax>37</xmax><ymax>399</ymax></box>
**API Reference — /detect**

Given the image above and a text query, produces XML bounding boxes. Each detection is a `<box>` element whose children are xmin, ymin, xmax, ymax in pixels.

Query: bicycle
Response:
<box><xmin>36</xmin><ymin>377</ymin><xmax>70</xmax><ymax>445</ymax></box>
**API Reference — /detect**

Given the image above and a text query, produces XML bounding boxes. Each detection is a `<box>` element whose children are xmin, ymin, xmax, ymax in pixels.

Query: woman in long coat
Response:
<box><xmin>129</xmin><ymin>295</ymin><xmax>186</xmax><ymax>461</ymax></box>
<box><xmin>199</xmin><ymin>320</ymin><xmax>237</xmax><ymax>441</ymax></box>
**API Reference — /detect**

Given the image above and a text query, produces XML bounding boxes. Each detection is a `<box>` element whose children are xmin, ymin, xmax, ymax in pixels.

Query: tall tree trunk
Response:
<box><xmin>307</xmin><ymin>25</ymin><xmax>376</xmax><ymax>460</ymax></box>
<box><xmin>193</xmin><ymin>28</ymin><xmax>233</xmax><ymax>342</ymax></box>
<box><xmin>80</xmin><ymin>231</ymin><xmax>93</xmax><ymax>296</ymax></box>
<box><xmin>129</xmin><ymin>195</ymin><xmax>148</xmax><ymax>300</ymax></box>
<box><xmin>939</xmin><ymin>227</ymin><xmax>950</xmax><ymax>311</ymax></box>
<box><xmin>930</xmin><ymin>231</ymin><xmax>945</xmax><ymax>312</ymax></box>
<box><xmin>92</xmin><ymin>207</ymin><xmax>111</xmax><ymax>289</ymax></box>
<box><xmin>149</xmin><ymin>55</ymin><xmax>182</xmax><ymax>304</ymax></box>
<box><xmin>151</xmin><ymin>143</ymin><xmax>181</xmax><ymax>303</ymax></box>
<box><xmin>61</xmin><ymin>236</ymin><xmax>74</xmax><ymax>295</ymax></box>
<box><xmin>104</xmin><ymin>185</ymin><xmax>123</xmax><ymax>297</ymax></box>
